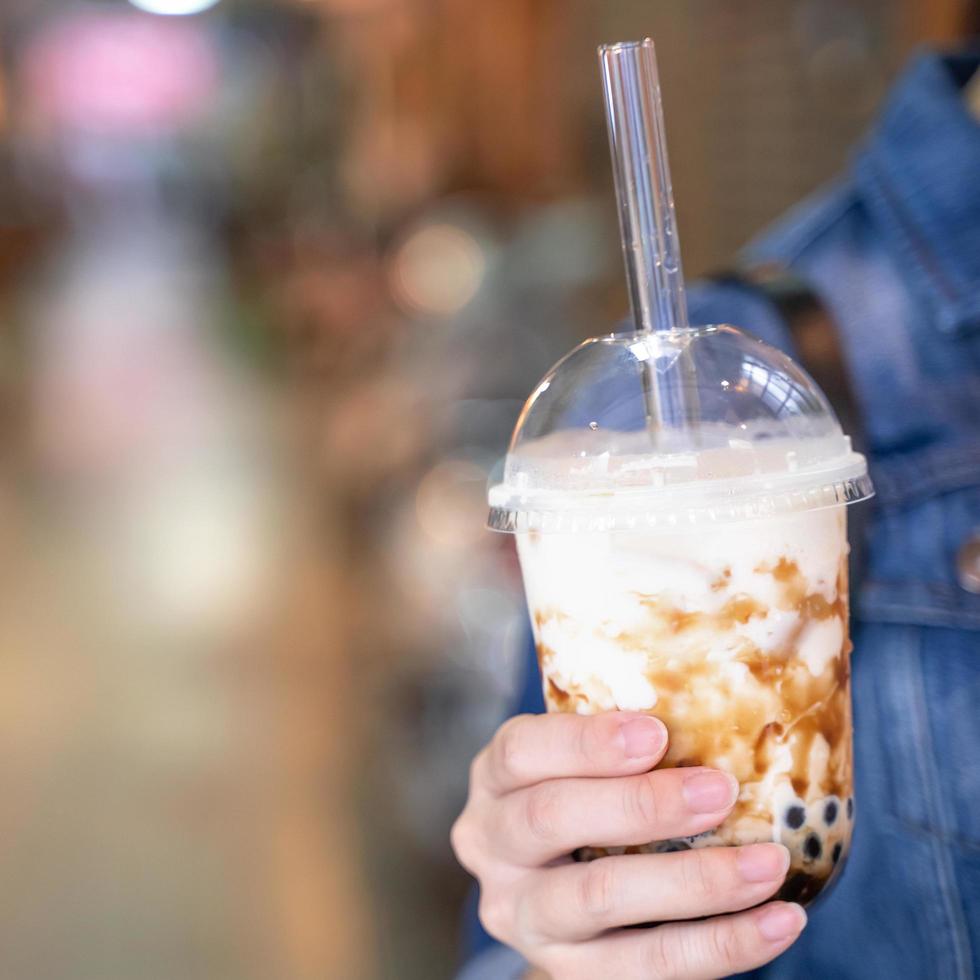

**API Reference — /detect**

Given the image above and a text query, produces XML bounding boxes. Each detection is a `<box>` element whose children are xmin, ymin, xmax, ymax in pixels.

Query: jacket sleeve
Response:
<box><xmin>457</xmin><ymin>944</ymin><xmax>530</xmax><ymax>980</ymax></box>
<box><xmin>685</xmin><ymin>279</ymin><xmax>797</xmax><ymax>356</ymax></box>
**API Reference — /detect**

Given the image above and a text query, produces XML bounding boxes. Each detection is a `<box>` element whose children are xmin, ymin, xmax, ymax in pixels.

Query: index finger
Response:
<box><xmin>475</xmin><ymin>712</ymin><xmax>668</xmax><ymax>797</ymax></box>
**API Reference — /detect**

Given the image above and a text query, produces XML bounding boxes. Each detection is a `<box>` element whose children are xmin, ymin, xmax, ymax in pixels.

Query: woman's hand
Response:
<box><xmin>452</xmin><ymin>712</ymin><xmax>805</xmax><ymax>979</ymax></box>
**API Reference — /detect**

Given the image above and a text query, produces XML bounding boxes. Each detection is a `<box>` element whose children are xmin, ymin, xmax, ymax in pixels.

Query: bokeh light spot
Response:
<box><xmin>128</xmin><ymin>0</ymin><xmax>221</xmax><ymax>15</ymax></box>
<box><xmin>389</xmin><ymin>223</ymin><xmax>486</xmax><ymax>317</ymax></box>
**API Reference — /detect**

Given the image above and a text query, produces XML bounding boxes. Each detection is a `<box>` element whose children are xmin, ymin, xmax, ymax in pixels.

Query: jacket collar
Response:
<box><xmin>855</xmin><ymin>50</ymin><xmax>980</xmax><ymax>336</ymax></box>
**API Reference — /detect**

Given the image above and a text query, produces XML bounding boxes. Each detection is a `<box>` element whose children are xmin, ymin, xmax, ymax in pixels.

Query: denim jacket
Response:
<box><xmin>461</xmin><ymin>50</ymin><xmax>980</xmax><ymax>980</ymax></box>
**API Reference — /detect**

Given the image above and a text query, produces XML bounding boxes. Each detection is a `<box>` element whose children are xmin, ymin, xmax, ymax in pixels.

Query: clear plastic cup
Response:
<box><xmin>486</xmin><ymin>39</ymin><xmax>873</xmax><ymax>905</ymax></box>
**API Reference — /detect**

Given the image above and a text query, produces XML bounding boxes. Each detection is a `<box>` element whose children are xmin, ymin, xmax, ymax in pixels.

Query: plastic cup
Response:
<box><xmin>486</xmin><ymin>39</ymin><xmax>873</xmax><ymax>905</ymax></box>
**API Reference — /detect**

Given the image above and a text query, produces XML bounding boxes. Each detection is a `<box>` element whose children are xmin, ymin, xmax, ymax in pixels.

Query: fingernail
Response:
<box><xmin>619</xmin><ymin>717</ymin><xmax>667</xmax><ymax>758</ymax></box>
<box><xmin>681</xmin><ymin>770</ymin><xmax>739</xmax><ymax>812</ymax></box>
<box><xmin>757</xmin><ymin>903</ymin><xmax>807</xmax><ymax>942</ymax></box>
<box><xmin>736</xmin><ymin>844</ymin><xmax>790</xmax><ymax>883</ymax></box>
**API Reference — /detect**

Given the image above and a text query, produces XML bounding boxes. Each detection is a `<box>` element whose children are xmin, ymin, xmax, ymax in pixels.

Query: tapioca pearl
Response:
<box><xmin>846</xmin><ymin>796</ymin><xmax>854</xmax><ymax>820</ymax></box>
<box><xmin>832</xmin><ymin>842</ymin><xmax>842</xmax><ymax>865</ymax></box>
<box><xmin>784</xmin><ymin>803</ymin><xmax>806</xmax><ymax>830</ymax></box>
<box><xmin>822</xmin><ymin>797</ymin><xmax>840</xmax><ymax>826</ymax></box>
<box><xmin>803</xmin><ymin>833</ymin><xmax>822</xmax><ymax>862</ymax></box>
<box><xmin>682</xmin><ymin>830</ymin><xmax>713</xmax><ymax>845</ymax></box>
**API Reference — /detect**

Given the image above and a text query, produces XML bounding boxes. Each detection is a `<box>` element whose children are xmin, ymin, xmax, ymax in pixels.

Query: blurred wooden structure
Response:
<box><xmin>906</xmin><ymin>0</ymin><xmax>975</xmax><ymax>43</ymax></box>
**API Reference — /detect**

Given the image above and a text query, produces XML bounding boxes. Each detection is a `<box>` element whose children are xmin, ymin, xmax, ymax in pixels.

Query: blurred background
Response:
<box><xmin>0</xmin><ymin>0</ymin><xmax>969</xmax><ymax>977</ymax></box>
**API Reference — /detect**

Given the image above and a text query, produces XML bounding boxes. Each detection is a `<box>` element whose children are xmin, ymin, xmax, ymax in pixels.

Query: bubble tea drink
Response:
<box><xmin>488</xmin><ymin>40</ymin><xmax>873</xmax><ymax>905</ymax></box>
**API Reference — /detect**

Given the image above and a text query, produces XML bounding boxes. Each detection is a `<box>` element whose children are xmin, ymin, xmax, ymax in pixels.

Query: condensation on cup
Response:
<box><xmin>486</xmin><ymin>39</ymin><xmax>873</xmax><ymax>906</ymax></box>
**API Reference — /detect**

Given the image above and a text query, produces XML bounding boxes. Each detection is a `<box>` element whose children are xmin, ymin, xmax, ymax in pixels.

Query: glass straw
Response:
<box><xmin>599</xmin><ymin>39</ymin><xmax>698</xmax><ymax>434</ymax></box>
<box><xmin>599</xmin><ymin>39</ymin><xmax>689</xmax><ymax>334</ymax></box>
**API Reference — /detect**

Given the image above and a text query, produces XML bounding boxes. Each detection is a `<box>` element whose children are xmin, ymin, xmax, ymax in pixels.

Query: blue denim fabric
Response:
<box><xmin>461</xmin><ymin>50</ymin><xmax>980</xmax><ymax>979</ymax></box>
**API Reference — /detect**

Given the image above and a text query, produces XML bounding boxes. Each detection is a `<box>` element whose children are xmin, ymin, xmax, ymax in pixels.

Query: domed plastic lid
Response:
<box><xmin>488</xmin><ymin>324</ymin><xmax>873</xmax><ymax>533</ymax></box>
